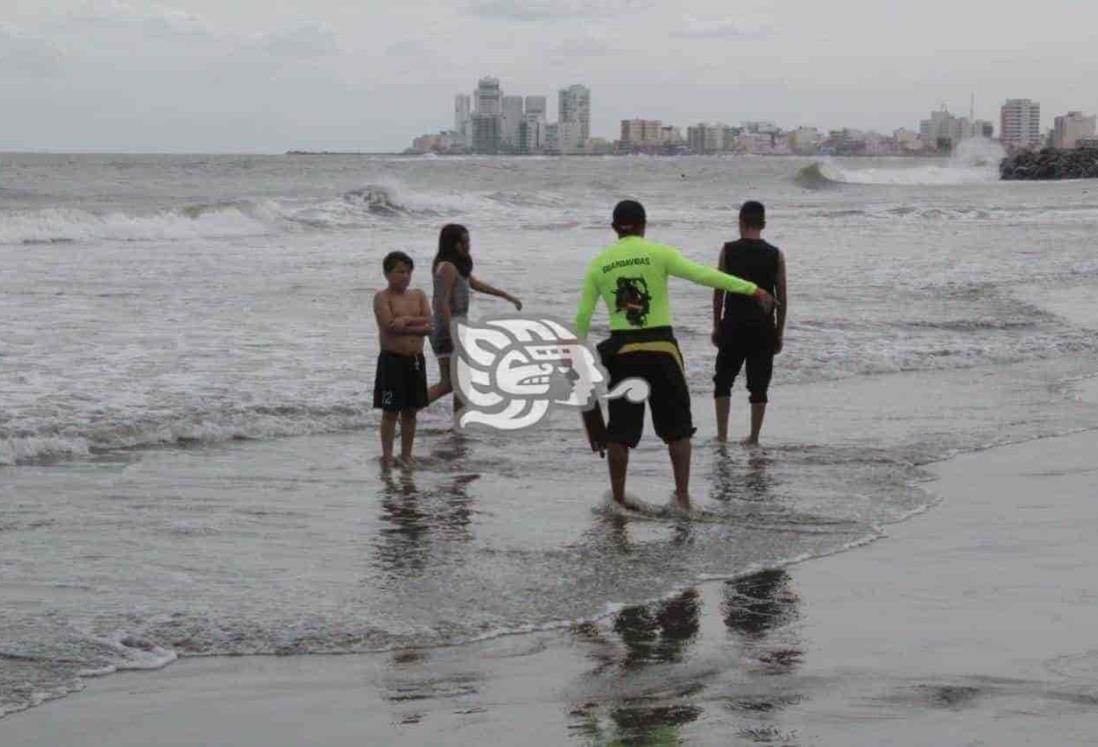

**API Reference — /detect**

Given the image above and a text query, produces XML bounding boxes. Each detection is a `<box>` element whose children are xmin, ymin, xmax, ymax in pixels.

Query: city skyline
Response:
<box><xmin>1</xmin><ymin>1</ymin><xmax>1097</xmax><ymax>152</ymax></box>
<box><xmin>415</xmin><ymin>82</ymin><xmax>1096</xmax><ymax>157</ymax></box>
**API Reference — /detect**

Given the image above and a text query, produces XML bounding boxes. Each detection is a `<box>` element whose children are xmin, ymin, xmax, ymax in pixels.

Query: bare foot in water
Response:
<box><xmin>613</xmin><ymin>495</ymin><xmax>645</xmax><ymax>512</ymax></box>
<box><xmin>380</xmin><ymin>456</ymin><xmax>396</xmax><ymax>469</ymax></box>
<box><xmin>741</xmin><ymin>437</ymin><xmax>760</xmax><ymax>447</ymax></box>
<box><xmin>673</xmin><ymin>492</ymin><xmax>691</xmax><ymax>512</ymax></box>
<box><xmin>397</xmin><ymin>455</ymin><xmax>417</xmax><ymax>469</ymax></box>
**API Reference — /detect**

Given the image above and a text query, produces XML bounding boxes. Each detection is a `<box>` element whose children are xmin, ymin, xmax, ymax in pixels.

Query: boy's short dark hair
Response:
<box><xmin>383</xmin><ymin>251</ymin><xmax>414</xmax><ymax>274</ymax></box>
<box><xmin>740</xmin><ymin>201</ymin><xmax>766</xmax><ymax>230</ymax></box>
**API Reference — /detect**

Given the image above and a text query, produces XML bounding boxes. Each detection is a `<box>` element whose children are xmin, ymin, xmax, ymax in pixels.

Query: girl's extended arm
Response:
<box><xmin>469</xmin><ymin>274</ymin><xmax>522</xmax><ymax>310</ymax></box>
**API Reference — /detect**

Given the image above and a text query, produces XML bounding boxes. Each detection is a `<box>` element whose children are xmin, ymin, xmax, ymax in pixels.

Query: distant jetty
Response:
<box><xmin>286</xmin><ymin>151</ymin><xmax>386</xmax><ymax>156</ymax></box>
<box><xmin>1000</xmin><ymin>148</ymin><xmax>1098</xmax><ymax>180</ymax></box>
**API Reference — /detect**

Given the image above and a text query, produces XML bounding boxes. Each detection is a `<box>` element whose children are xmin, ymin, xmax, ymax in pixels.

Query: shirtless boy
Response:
<box><xmin>373</xmin><ymin>251</ymin><xmax>432</xmax><ymax>465</ymax></box>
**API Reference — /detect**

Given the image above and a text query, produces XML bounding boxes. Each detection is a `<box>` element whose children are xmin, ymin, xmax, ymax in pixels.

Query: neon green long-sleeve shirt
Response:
<box><xmin>574</xmin><ymin>236</ymin><xmax>758</xmax><ymax>338</ymax></box>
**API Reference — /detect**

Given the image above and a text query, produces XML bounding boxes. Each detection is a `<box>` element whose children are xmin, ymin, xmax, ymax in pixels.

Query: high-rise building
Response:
<box><xmin>558</xmin><ymin>84</ymin><xmax>590</xmax><ymax>144</ymax></box>
<box><xmin>659</xmin><ymin>126</ymin><xmax>683</xmax><ymax>147</ymax></box>
<box><xmin>544</xmin><ymin>123</ymin><xmax>560</xmax><ymax>154</ymax></box>
<box><xmin>454</xmin><ymin>94</ymin><xmax>472</xmax><ymax>148</ymax></box>
<box><xmin>519</xmin><ymin>114</ymin><xmax>543</xmax><ymax>154</ymax></box>
<box><xmin>1001</xmin><ymin>99</ymin><xmax>1042</xmax><ymax>151</ymax></box>
<box><xmin>558</xmin><ymin>120</ymin><xmax>585</xmax><ymax>154</ymax></box>
<box><xmin>524</xmin><ymin>96</ymin><xmax>547</xmax><ymax>122</ymax></box>
<box><xmin>451</xmin><ymin>78</ymin><xmax>589</xmax><ymax>155</ymax></box>
<box><xmin>1052</xmin><ymin>111</ymin><xmax>1097</xmax><ymax>149</ymax></box>
<box><xmin>468</xmin><ymin>77</ymin><xmax>504</xmax><ymax>154</ymax></box>
<box><xmin>686</xmin><ymin>123</ymin><xmax>727</xmax><ymax>154</ymax></box>
<box><xmin>620</xmin><ymin>119</ymin><xmax>662</xmax><ymax>149</ymax></box>
<box><xmin>919</xmin><ymin>108</ymin><xmax>972</xmax><ymax>151</ymax></box>
<box><xmin>501</xmin><ymin>95</ymin><xmax>524</xmax><ymax>150</ymax></box>
<box><xmin>475</xmin><ymin>77</ymin><xmax>502</xmax><ymax>115</ymax></box>
<box><xmin>471</xmin><ymin>113</ymin><xmax>501</xmax><ymax>154</ymax></box>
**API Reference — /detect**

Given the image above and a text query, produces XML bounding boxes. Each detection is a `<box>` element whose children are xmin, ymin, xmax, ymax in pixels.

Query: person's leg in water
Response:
<box><xmin>604</xmin><ymin>380</ymin><xmax>643</xmax><ymax>508</ymax></box>
<box><xmin>380</xmin><ymin>411</ymin><xmax>399</xmax><ymax>466</ymax></box>
<box><xmin>427</xmin><ymin>358</ymin><xmax>464</xmax><ymax>416</ymax></box>
<box><xmin>714</xmin><ymin>397</ymin><xmax>731</xmax><ymax>442</ymax></box>
<box><xmin>399</xmin><ymin>409</ymin><xmax>417</xmax><ymax>464</ymax></box>
<box><xmin>713</xmin><ymin>343</ymin><xmax>744</xmax><ymax>443</ymax></box>
<box><xmin>427</xmin><ymin>358</ymin><xmax>451</xmax><ymax>403</ymax></box>
<box><xmin>668</xmin><ymin>437</ymin><xmax>692</xmax><ymax>509</ymax></box>
<box><xmin>742</xmin><ymin>342</ymin><xmax>774</xmax><ymax>446</ymax></box>
<box><xmin>744</xmin><ymin>402</ymin><xmax>766</xmax><ymax>446</ymax></box>
<box><xmin>652</xmin><ymin>350</ymin><xmax>696</xmax><ymax>509</ymax></box>
<box><xmin>608</xmin><ymin>442</ymin><xmax>629</xmax><ymax>505</ymax></box>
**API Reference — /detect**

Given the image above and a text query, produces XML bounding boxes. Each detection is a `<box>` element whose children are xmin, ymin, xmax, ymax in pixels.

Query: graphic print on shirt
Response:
<box><xmin>615</xmin><ymin>276</ymin><xmax>652</xmax><ymax>327</ymax></box>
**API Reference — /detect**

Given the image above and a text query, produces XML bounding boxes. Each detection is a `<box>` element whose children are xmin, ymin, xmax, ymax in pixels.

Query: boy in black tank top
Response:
<box><xmin>711</xmin><ymin>201</ymin><xmax>787</xmax><ymax>444</ymax></box>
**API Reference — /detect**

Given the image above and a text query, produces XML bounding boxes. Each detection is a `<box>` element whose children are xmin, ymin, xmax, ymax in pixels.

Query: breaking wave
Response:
<box><xmin>796</xmin><ymin>139</ymin><xmax>1006</xmax><ymax>188</ymax></box>
<box><xmin>0</xmin><ymin>203</ymin><xmax>281</xmax><ymax>245</ymax></box>
<box><xmin>794</xmin><ymin>162</ymin><xmax>841</xmax><ymax>190</ymax></box>
<box><xmin>340</xmin><ymin>185</ymin><xmax>409</xmax><ymax>215</ymax></box>
<box><xmin>0</xmin><ymin>403</ymin><xmax>376</xmax><ymax>466</ymax></box>
<box><xmin>0</xmin><ymin>184</ymin><xmax>484</xmax><ymax>246</ymax></box>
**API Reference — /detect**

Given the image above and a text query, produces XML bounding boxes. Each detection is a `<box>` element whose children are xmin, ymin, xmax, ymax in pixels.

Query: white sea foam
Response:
<box><xmin>815</xmin><ymin>160</ymin><xmax>996</xmax><ymax>187</ymax></box>
<box><xmin>0</xmin><ymin>184</ymin><xmax>496</xmax><ymax>245</ymax></box>
<box><xmin>0</xmin><ymin>406</ymin><xmax>374</xmax><ymax>465</ymax></box>
<box><xmin>0</xmin><ymin>205</ymin><xmax>279</xmax><ymax>245</ymax></box>
<box><xmin>807</xmin><ymin>139</ymin><xmax>1007</xmax><ymax>187</ymax></box>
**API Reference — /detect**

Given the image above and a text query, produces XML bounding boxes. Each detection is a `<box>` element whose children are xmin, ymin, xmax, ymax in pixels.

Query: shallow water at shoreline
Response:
<box><xmin>7</xmin><ymin>429</ymin><xmax>1098</xmax><ymax>746</ymax></box>
<box><xmin>3</xmin><ymin>153</ymin><xmax>1098</xmax><ymax>719</ymax></box>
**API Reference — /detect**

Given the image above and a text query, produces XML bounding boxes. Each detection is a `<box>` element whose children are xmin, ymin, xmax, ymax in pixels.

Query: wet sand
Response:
<box><xmin>3</xmin><ymin>428</ymin><xmax>1098</xmax><ymax>746</ymax></box>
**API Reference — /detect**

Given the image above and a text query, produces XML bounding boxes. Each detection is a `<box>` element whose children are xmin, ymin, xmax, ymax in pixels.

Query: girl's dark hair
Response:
<box><xmin>433</xmin><ymin>224</ymin><xmax>472</xmax><ymax>278</ymax></box>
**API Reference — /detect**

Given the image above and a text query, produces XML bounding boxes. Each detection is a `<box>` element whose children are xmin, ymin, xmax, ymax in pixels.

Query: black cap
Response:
<box><xmin>612</xmin><ymin>200</ymin><xmax>646</xmax><ymax>227</ymax></box>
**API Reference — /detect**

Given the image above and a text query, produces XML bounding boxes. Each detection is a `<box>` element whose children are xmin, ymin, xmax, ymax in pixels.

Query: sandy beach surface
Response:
<box><xmin>4</xmin><ymin>425</ymin><xmax>1097</xmax><ymax>746</ymax></box>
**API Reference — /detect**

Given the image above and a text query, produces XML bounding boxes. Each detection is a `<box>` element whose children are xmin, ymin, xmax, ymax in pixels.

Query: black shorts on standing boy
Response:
<box><xmin>373</xmin><ymin>350</ymin><xmax>428</xmax><ymax>412</ymax></box>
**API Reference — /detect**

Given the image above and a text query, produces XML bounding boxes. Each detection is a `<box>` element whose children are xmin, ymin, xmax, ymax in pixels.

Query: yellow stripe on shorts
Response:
<box><xmin>617</xmin><ymin>341</ymin><xmax>685</xmax><ymax>373</ymax></box>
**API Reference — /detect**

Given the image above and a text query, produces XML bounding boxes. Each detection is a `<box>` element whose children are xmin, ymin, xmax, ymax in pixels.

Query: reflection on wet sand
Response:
<box><xmin>373</xmin><ymin>434</ymin><xmax>479</xmax><ymax>577</ymax></box>
<box><xmin>376</xmin><ymin>468</ymin><xmax>430</xmax><ymax>574</ymax></box>
<box><xmin>382</xmin><ymin>646</ymin><xmax>484</xmax><ymax>728</ymax></box>
<box><xmin>566</xmin><ymin>448</ymin><xmax>811</xmax><ymax>743</ymax></box>
<box><xmin>724</xmin><ymin>570</ymin><xmax>797</xmax><ymax>638</ymax></box>
<box><xmin>613</xmin><ymin>590</ymin><xmax>701</xmax><ymax>670</ymax></box>
<box><xmin>569</xmin><ymin>566</ymin><xmax>805</xmax><ymax>744</ymax></box>
<box><xmin>570</xmin><ymin>589</ymin><xmax>704</xmax><ymax>745</ymax></box>
<box><xmin>375</xmin><ymin>434</ymin><xmax>486</xmax><ymax>724</ymax></box>
<box><xmin>724</xmin><ymin>569</ymin><xmax>805</xmax><ymax>688</ymax></box>
<box><xmin>710</xmin><ymin>444</ymin><xmax>777</xmax><ymax>504</ymax></box>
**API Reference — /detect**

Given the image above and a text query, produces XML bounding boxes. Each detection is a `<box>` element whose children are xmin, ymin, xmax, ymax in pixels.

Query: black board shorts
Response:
<box><xmin>373</xmin><ymin>351</ymin><xmax>429</xmax><ymax>413</ymax></box>
<box><xmin>598</xmin><ymin>327</ymin><xmax>695</xmax><ymax>448</ymax></box>
<box><xmin>713</xmin><ymin>326</ymin><xmax>775</xmax><ymax>403</ymax></box>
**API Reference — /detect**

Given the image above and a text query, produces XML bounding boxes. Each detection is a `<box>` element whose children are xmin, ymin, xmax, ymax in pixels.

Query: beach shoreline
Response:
<box><xmin>4</xmin><ymin>427</ymin><xmax>1097</xmax><ymax>746</ymax></box>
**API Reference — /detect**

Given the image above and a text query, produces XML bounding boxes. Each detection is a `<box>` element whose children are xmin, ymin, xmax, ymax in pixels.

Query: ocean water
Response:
<box><xmin>2</xmin><ymin>152</ymin><xmax>1098</xmax><ymax>719</ymax></box>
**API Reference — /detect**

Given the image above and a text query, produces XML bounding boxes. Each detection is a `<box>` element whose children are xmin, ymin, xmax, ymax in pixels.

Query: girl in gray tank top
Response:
<box><xmin>429</xmin><ymin>268</ymin><xmax>470</xmax><ymax>357</ymax></box>
<box><xmin>425</xmin><ymin>224</ymin><xmax>524</xmax><ymax>414</ymax></box>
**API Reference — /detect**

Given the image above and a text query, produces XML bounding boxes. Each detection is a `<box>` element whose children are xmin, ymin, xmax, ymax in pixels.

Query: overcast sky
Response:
<box><xmin>2</xmin><ymin>0</ymin><xmax>1096</xmax><ymax>152</ymax></box>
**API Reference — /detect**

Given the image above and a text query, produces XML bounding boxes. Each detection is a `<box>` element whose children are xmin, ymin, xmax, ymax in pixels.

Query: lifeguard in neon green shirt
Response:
<box><xmin>575</xmin><ymin>200</ymin><xmax>773</xmax><ymax>510</ymax></box>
